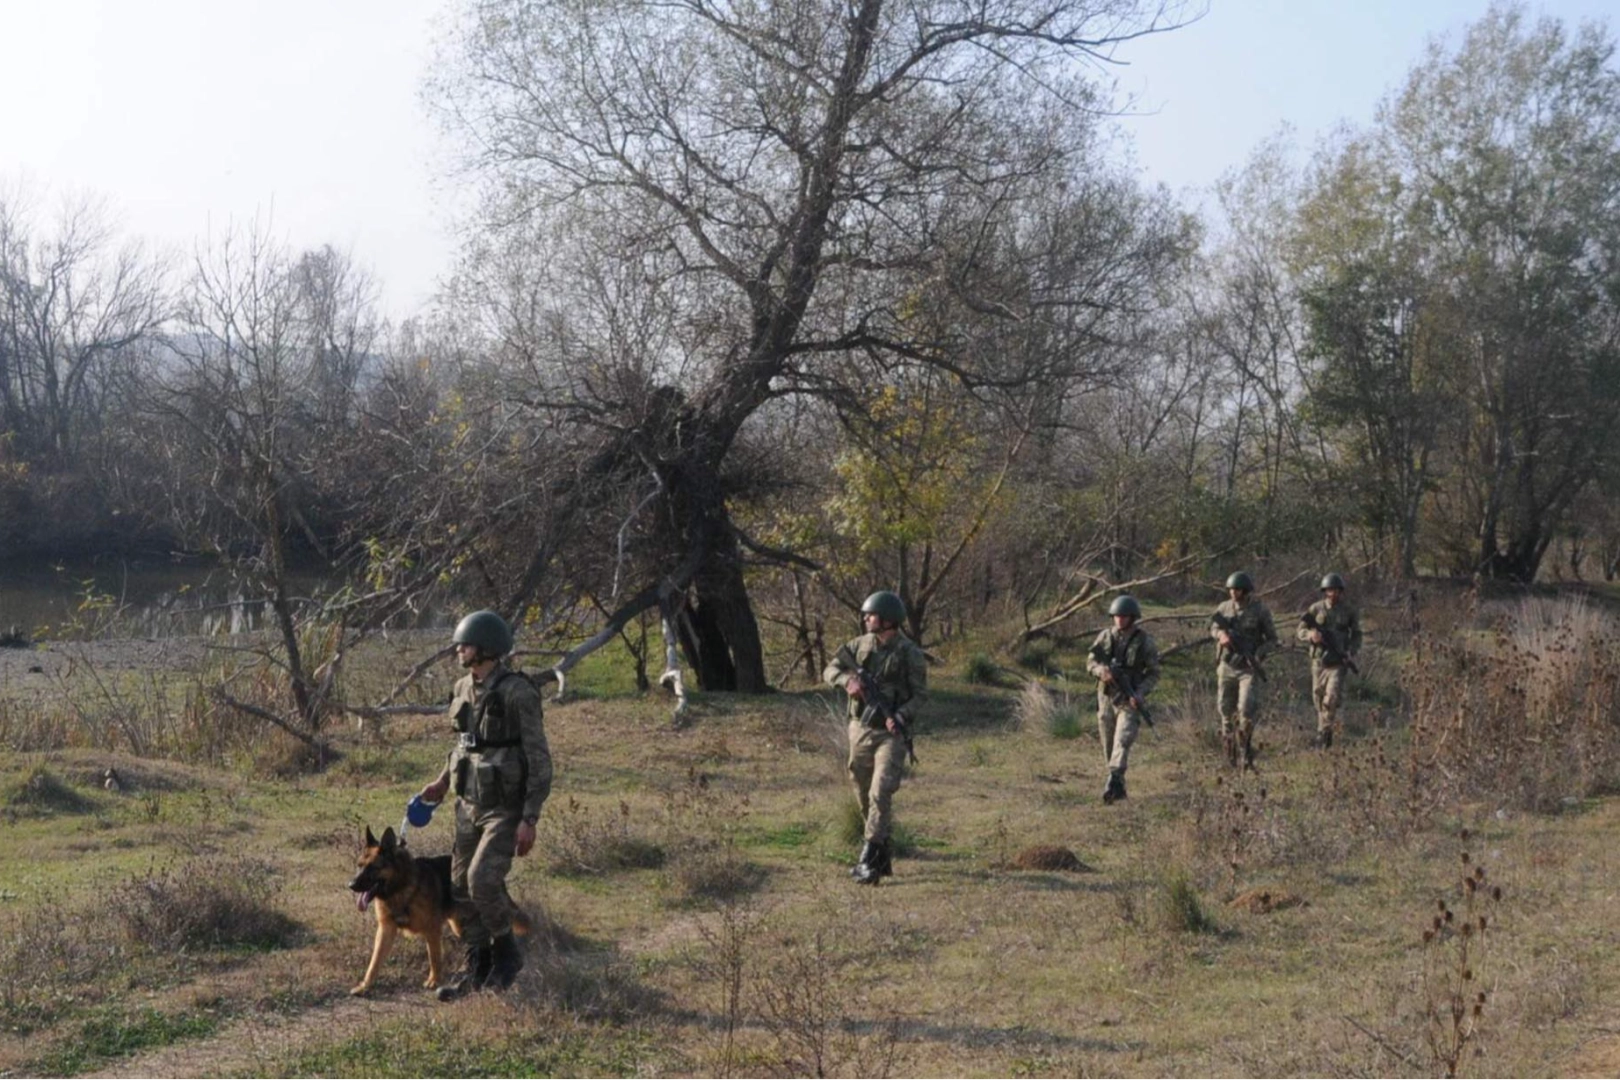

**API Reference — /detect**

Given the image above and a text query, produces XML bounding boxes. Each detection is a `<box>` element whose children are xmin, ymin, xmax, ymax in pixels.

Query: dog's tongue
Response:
<box><xmin>357</xmin><ymin>888</ymin><xmax>376</xmax><ymax>913</ymax></box>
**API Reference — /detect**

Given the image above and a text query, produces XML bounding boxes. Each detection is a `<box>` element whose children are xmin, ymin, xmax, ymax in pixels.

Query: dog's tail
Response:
<box><xmin>502</xmin><ymin>885</ymin><xmax>533</xmax><ymax>937</ymax></box>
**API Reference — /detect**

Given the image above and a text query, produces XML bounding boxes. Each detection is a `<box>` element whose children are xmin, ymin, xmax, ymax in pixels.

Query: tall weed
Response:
<box><xmin>1405</xmin><ymin>595</ymin><xmax>1620</xmax><ymax>813</ymax></box>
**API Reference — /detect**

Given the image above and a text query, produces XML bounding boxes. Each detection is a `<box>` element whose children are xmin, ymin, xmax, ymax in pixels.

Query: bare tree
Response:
<box><xmin>0</xmin><ymin>182</ymin><xmax>168</xmax><ymax>466</ymax></box>
<box><xmin>430</xmin><ymin>0</ymin><xmax>1196</xmax><ymax>690</ymax></box>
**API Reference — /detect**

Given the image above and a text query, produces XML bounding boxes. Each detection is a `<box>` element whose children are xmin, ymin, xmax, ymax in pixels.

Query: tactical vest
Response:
<box><xmin>450</xmin><ymin>669</ymin><xmax>536</xmax><ymax>810</ymax></box>
<box><xmin>846</xmin><ymin>634</ymin><xmax>919</xmax><ymax>724</ymax></box>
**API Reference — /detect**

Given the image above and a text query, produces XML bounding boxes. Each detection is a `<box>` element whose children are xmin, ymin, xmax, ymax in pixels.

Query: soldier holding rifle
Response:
<box><xmin>1085</xmin><ymin>595</ymin><xmax>1160</xmax><ymax>804</ymax></box>
<box><xmin>823</xmin><ymin>591</ymin><xmax>927</xmax><ymax>886</ymax></box>
<box><xmin>1210</xmin><ymin>571</ymin><xmax>1278</xmax><ymax>768</ymax></box>
<box><xmin>1297</xmin><ymin>573</ymin><xmax>1363</xmax><ymax>748</ymax></box>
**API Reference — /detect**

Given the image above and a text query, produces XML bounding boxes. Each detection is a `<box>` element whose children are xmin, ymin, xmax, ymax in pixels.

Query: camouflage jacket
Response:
<box><xmin>823</xmin><ymin>632</ymin><xmax>928</xmax><ymax>726</ymax></box>
<box><xmin>1209</xmin><ymin>599</ymin><xmax>1278</xmax><ymax>669</ymax></box>
<box><xmin>446</xmin><ymin>663</ymin><xmax>553</xmax><ymax>822</ymax></box>
<box><xmin>1297</xmin><ymin>599</ymin><xmax>1363</xmax><ymax>665</ymax></box>
<box><xmin>1086</xmin><ymin>625</ymin><xmax>1160</xmax><ymax>701</ymax></box>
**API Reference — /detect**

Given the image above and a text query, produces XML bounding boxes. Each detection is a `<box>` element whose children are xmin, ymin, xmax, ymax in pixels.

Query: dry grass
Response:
<box><xmin>1</xmin><ymin>595</ymin><xmax>1619</xmax><ymax>1076</ymax></box>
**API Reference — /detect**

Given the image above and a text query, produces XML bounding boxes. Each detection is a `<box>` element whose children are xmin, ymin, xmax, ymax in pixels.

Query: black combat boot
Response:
<box><xmin>853</xmin><ymin>840</ymin><xmax>885</xmax><ymax>885</ymax></box>
<box><xmin>435</xmin><ymin>942</ymin><xmax>490</xmax><ymax>1002</ymax></box>
<box><xmin>1241</xmin><ymin>728</ymin><xmax>1258</xmax><ymax>769</ymax></box>
<box><xmin>851</xmin><ymin>840</ymin><xmax>877</xmax><ymax>879</ymax></box>
<box><xmin>1102</xmin><ymin>769</ymin><xmax>1127</xmax><ymax>804</ymax></box>
<box><xmin>485</xmin><ymin>932</ymin><xmax>525</xmax><ymax>992</ymax></box>
<box><xmin>872</xmin><ymin>838</ymin><xmax>893</xmax><ymax>880</ymax></box>
<box><xmin>1222</xmin><ymin>731</ymin><xmax>1239</xmax><ymax>768</ymax></box>
<box><xmin>1316</xmin><ymin>727</ymin><xmax>1334</xmax><ymax>750</ymax></box>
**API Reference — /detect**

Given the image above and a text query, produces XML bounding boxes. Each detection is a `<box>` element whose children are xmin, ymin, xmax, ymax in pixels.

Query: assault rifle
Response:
<box><xmin>1300</xmin><ymin>610</ymin><xmax>1359</xmax><ymax>675</ymax></box>
<box><xmin>851</xmin><ymin>666</ymin><xmax>918</xmax><ymax>765</ymax></box>
<box><xmin>1211</xmin><ymin>611</ymin><xmax>1269</xmax><ymax>681</ymax></box>
<box><xmin>1089</xmin><ymin>642</ymin><xmax>1153</xmax><ymax>726</ymax></box>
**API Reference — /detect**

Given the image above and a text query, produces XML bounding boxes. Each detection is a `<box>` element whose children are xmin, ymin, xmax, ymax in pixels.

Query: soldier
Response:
<box><xmin>1210</xmin><ymin>571</ymin><xmax>1278</xmax><ymax>768</ymax></box>
<box><xmin>1086</xmin><ymin>594</ymin><xmax>1160</xmax><ymax>804</ymax></box>
<box><xmin>823</xmin><ymin>590</ymin><xmax>927</xmax><ymax>885</ymax></box>
<box><xmin>1297</xmin><ymin>572</ymin><xmax>1363</xmax><ymax>749</ymax></box>
<box><xmin>418</xmin><ymin>610</ymin><xmax>552</xmax><ymax>1000</ymax></box>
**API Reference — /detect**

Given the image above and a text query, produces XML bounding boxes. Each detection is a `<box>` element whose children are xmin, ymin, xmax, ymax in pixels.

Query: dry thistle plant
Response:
<box><xmin>1419</xmin><ymin>831</ymin><xmax>1503</xmax><ymax>1078</ymax></box>
<box><xmin>689</xmin><ymin>897</ymin><xmax>765</xmax><ymax>1078</ymax></box>
<box><xmin>1404</xmin><ymin>595</ymin><xmax>1620</xmax><ymax>813</ymax></box>
<box><xmin>660</xmin><ymin>767</ymin><xmax>762</xmax><ymax>904</ymax></box>
<box><xmin>1320</xmin><ymin>721</ymin><xmax>1414</xmax><ymax>849</ymax></box>
<box><xmin>756</xmin><ymin>927</ymin><xmax>909</xmax><ymax>1079</ymax></box>
<box><xmin>1184</xmin><ymin>770</ymin><xmax>1291</xmax><ymax>892</ymax></box>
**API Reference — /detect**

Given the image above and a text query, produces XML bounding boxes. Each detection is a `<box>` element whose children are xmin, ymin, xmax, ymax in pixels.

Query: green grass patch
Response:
<box><xmin>1046</xmin><ymin>705</ymin><xmax>1084</xmax><ymax>740</ymax></box>
<box><xmin>831</xmin><ymin>801</ymin><xmax>923</xmax><ymax>856</ymax></box>
<box><xmin>268</xmin><ymin>1017</ymin><xmax>661</xmax><ymax>1078</ymax></box>
<box><xmin>746</xmin><ymin>821</ymin><xmax>815</xmax><ymax>849</ymax></box>
<box><xmin>32</xmin><ymin>1005</ymin><xmax>220</xmax><ymax>1076</ymax></box>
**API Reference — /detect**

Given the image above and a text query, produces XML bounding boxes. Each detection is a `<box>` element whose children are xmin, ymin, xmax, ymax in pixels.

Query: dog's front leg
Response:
<box><xmin>352</xmin><ymin>918</ymin><xmax>398</xmax><ymax>995</ymax></box>
<box><xmin>424</xmin><ymin>923</ymin><xmax>445</xmax><ymax>989</ymax></box>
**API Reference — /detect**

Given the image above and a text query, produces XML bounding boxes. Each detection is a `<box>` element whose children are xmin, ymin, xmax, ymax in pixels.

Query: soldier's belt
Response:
<box><xmin>458</xmin><ymin>732</ymin><xmax>522</xmax><ymax>751</ymax></box>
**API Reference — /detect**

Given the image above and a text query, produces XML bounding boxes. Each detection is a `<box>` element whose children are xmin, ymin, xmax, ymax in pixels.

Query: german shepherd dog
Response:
<box><xmin>348</xmin><ymin>825</ymin><xmax>531</xmax><ymax>996</ymax></box>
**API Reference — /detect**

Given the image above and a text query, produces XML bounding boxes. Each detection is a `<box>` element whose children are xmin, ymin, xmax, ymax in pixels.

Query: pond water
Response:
<box><xmin>0</xmin><ymin>556</ymin><xmax>452</xmax><ymax>640</ymax></box>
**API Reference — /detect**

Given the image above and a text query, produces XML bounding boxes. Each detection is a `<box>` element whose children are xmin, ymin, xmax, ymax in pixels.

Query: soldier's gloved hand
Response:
<box><xmin>845</xmin><ymin>679</ymin><xmax>865</xmax><ymax>701</ymax></box>
<box><xmin>1218</xmin><ymin>631</ymin><xmax>1233</xmax><ymax>648</ymax></box>
<box><xmin>515</xmin><ymin>820</ymin><xmax>536</xmax><ymax>858</ymax></box>
<box><xmin>1100</xmin><ymin>668</ymin><xmax>1116</xmax><ymax>685</ymax></box>
<box><xmin>1310</xmin><ymin>630</ymin><xmax>1324</xmax><ymax>645</ymax></box>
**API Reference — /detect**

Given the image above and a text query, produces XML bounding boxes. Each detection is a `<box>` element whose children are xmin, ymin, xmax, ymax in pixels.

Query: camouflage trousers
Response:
<box><xmin>1311</xmin><ymin>661</ymin><xmax>1348</xmax><ymax>735</ymax></box>
<box><xmin>1216</xmin><ymin>662</ymin><xmax>1263</xmax><ymax>736</ymax></box>
<box><xmin>847</xmin><ymin>720</ymin><xmax>906</xmax><ymax>843</ymax></box>
<box><xmin>451</xmin><ymin>798</ymin><xmax>520</xmax><ymax>944</ymax></box>
<box><xmin>1097</xmin><ymin>693</ymin><xmax>1143</xmax><ymax>774</ymax></box>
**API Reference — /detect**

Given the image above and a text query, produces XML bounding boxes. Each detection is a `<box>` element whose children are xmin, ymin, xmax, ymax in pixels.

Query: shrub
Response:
<box><xmin>963</xmin><ymin>653</ymin><xmax>999</xmax><ymax>685</ymax></box>
<box><xmin>1012</xmin><ymin>679</ymin><xmax>1086</xmax><ymax>740</ymax></box>
<box><xmin>105</xmin><ymin>855</ymin><xmax>304</xmax><ymax>952</ymax></box>
<box><xmin>0</xmin><ymin>904</ymin><xmax>130</xmax><ymax>1034</ymax></box>
<box><xmin>660</xmin><ymin>769</ymin><xmax>763</xmax><ymax>906</ymax></box>
<box><xmin>542</xmin><ymin>797</ymin><xmax>666</xmax><ymax>876</ymax></box>
<box><xmin>1015</xmin><ymin>638</ymin><xmax>1055</xmax><ymax>672</ymax></box>
<box><xmin>1159</xmin><ymin>869</ymin><xmax>1218</xmax><ymax>935</ymax></box>
<box><xmin>2</xmin><ymin>767</ymin><xmax>97</xmax><ymax>817</ymax></box>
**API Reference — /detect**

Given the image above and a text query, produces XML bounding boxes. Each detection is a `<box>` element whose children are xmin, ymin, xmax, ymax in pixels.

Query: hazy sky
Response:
<box><xmin>1</xmin><ymin>0</ymin><xmax>1616</xmax><ymax>320</ymax></box>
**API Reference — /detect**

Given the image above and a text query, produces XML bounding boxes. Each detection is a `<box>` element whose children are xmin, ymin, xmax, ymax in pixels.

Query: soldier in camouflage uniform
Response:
<box><xmin>1210</xmin><ymin>571</ymin><xmax>1278</xmax><ymax>768</ymax></box>
<box><xmin>1086</xmin><ymin>594</ymin><xmax>1160</xmax><ymax>804</ymax></box>
<box><xmin>823</xmin><ymin>590</ymin><xmax>927</xmax><ymax>885</ymax></box>
<box><xmin>1297</xmin><ymin>573</ymin><xmax>1363</xmax><ymax>749</ymax></box>
<box><xmin>419</xmin><ymin>610</ymin><xmax>552</xmax><ymax>1000</ymax></box>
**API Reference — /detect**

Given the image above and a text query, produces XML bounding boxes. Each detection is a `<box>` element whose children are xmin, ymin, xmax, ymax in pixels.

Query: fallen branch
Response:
<box><xmin>1016</xmin><ymin>557</ymin><xmax>1204</xmax><ymax>645</ymax></box>
<box><xmin>209</xmin><ymin>687</ymin><xmax>323</xmax><ymax>751</ymax></box>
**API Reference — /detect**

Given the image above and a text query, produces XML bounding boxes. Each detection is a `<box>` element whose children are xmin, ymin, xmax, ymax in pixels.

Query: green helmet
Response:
<box><xmin>1108</xmin><ymin>595</ymin><xmax>1142</xmax><ymax>618</ymax></box>
<box><xmin>860</xmin><ymin>590</ymin><xmax>907</xmax><ymax>626</ymax></box>
<box><xmin>1320</xmin><ymin>573</ymin><xmax>1346</xmax><ymax>591</ymax></box>
<box><xmin>1225</xmin><ymin>571</ymin><xmax>1254</xmax><ymax>592</ymax></box>
<box><xmin>452</xmin><ymin>609</ymin><xmax>513</xmax><ymax>657</ymax></box>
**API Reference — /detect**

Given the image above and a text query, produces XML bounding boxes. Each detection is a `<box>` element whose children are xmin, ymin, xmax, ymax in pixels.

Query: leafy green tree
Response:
<box><xmin>1378</xmin><ymin>5</ymin><xmax>1620</xmax><ymax>581</ymax></box>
